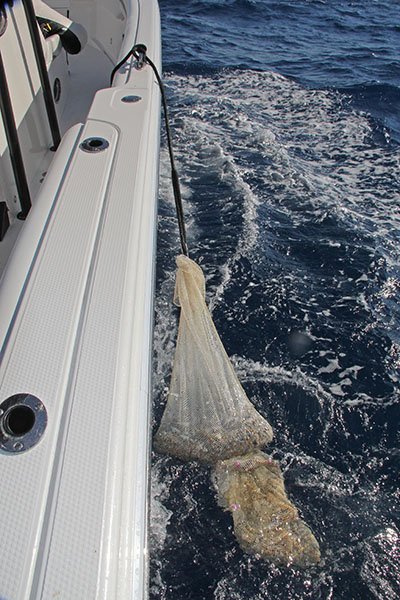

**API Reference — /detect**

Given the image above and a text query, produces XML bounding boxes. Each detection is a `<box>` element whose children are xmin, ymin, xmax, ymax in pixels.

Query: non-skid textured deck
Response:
<box><xmin>0</xmin><ymin>68</ymin><xmax>160</xmax><ymax>599</ymax></box>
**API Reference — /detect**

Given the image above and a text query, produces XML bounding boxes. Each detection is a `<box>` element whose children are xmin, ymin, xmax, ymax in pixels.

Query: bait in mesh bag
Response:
<box><xmin>152</xmin><ymin>58</ymin><xmax>320</xmax><ymax>566</ymax></box>
<box><xmin>154</xmin><ymin>255</ymin><xmax>320</xmax><ymax>566</ymax></box>
<box><xmin>213</xmin><ymin>451</ymin><xmax>321</xmax><ymax>567</ymax></box>
<box><xmin>154</xmin><ymin>255</ymin><xmax>273</xmax><ymax>464</ymax></box>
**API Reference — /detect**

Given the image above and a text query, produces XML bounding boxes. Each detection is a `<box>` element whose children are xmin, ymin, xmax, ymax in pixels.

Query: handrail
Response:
<box><xmin>0</xmin><ymin>51</ymin><xmax>31</xmax><ymax>220</ymax></box>
<box><xmin>0</xmin><ymin>0</ymin><xmax>62</xmax><ymax>220</ymax></box>
<box><xmin>22</xmin><ymin>0</ymin><xmax>61</xmax><ymax>151</ymax></box>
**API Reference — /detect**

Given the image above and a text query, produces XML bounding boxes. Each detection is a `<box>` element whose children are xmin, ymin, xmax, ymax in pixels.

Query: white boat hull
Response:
<box><xmin>0</xmin><ymin>1</ymin><xmax>161</xmax><ymax>597</ymax></box>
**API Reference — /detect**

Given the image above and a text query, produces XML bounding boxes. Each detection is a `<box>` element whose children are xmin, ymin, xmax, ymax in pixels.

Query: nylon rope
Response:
<box><xmin>110</xmin><ymin>44</ymin><xmax>189</xmax><ymax>257</ymax></box>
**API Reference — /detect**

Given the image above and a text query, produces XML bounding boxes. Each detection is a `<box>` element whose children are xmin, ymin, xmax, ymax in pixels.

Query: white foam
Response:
<box><xmin>152</xmin><ymin>68</ymin><xmax>400</xmax><ymax>592</ymax></box>
<box><xmin>150</xmin><ymin>481</ymin><xmax>173</xmax><ymax>553</ymax></box>
<box><xmin>317</xmin><ymin>358</ymin><xmax>341</xmax><ymax>374</ymax></box>
<box><xmin>161</xmin><ymin>69</ymin><xmax>400</xmax><ymax>328</ymax></box>
<box><xmin>360</xmin><ymin>526</ymin><xmax>400</xmax><ymax>600</ymax></box>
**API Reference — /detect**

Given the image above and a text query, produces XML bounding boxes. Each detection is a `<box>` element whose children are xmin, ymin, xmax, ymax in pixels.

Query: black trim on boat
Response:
<box><xmin>22</xmin><ymin>0</ymin><xmax>61</xmax><ymax>151</ymax></box>
<box><xmin>0</xmin><ymin>201</ymin><xmax>10</xmax><ymax>239</ymax></box>
<box><xmin>0</xmin><ymin>51</ymin><xmax>32</xmax><ymax>220</ymax></box>
<box><xmin>0</xmin><ymin>3</ymin><xmax>7</xmax><ymax>37</ymax></box>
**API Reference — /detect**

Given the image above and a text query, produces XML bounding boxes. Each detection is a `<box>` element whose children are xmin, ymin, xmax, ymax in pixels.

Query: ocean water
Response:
<box><xmin>150</xmin><ymin>1</ymin><xmax>400</xmax><ymax>598</ymax></box>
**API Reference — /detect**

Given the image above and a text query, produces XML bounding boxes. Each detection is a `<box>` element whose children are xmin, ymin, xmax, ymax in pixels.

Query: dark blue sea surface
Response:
<box><xmin>151</xmin><ymin>1</ymin><xmax>400</xmax><ymax>599</ymax></box>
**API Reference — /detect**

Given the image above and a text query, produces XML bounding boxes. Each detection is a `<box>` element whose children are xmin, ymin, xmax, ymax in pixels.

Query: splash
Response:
<box><xmin>152</xmin><ymin>68</ymin><xmax>399</xmax><ymax>599</ymax></box>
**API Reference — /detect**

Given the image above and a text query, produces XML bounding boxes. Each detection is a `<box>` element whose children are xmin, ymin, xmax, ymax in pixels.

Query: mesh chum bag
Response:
<box><xmin>155</xmin><ymin>255</ymin><xmax>320</xmax><ymax>566</ymax></box>
<box><xmin>213</xmin><ymin>451</ymin><xmax>321</xmax><ymax>567</ymax></box>
<box><xmin>154</xmin><ymin>255</ymin><xmax>273</xmax><ymax>464</ymax></box>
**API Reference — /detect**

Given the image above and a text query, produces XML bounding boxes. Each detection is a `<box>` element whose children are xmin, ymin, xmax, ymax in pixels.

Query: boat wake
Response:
<box><xmin>151</xmin><ymin>69</ymin><xmax>400</xmax><ymax>599</ymax></box>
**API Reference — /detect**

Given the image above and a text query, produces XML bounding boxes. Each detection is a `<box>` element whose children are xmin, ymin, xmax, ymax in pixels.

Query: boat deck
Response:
<box><xmin>0</xmin><ymin>0</ymin><xmax>161</xmax><ymax>597</ymax></box>
<box><xmin>59</xmin><ymin>43</ymin><xmax>112</xmax><ymax>133</ymax></box>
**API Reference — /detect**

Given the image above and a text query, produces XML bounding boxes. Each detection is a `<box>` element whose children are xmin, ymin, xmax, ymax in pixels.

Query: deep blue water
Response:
<box><xmin>151</xmin><ymin>1</ymin><xmax>400</xmax><ymax>599</ymax></box>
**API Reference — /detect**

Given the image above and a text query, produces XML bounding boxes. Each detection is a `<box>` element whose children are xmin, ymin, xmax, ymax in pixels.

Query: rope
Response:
<box><xmin>111</xmin><ymin>45</ymin><xmax>189</xmax><ymax>257</ymax></box>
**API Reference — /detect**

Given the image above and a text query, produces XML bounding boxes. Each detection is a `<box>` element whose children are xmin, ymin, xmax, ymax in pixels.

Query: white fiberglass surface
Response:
<box><xmin>58</xmin><ymin>44</ymin><xmax>113</xmax><ymax>133</ymax></box>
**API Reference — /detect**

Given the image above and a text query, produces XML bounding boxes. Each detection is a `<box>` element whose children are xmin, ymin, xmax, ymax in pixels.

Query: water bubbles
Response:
<box><xmin>152</xmin><ymin>66</ymin><xmax>399</xmax><ymax>599</ymax></box>
<box><xmin>287</xmin><ymin>331</ymin><xmax>314</xmax><ymax>358</ymax></box>
<box><xmin>360</xmin><ymin>526</ymin><xmax>400</xmax><ymax>600</ymax></box>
